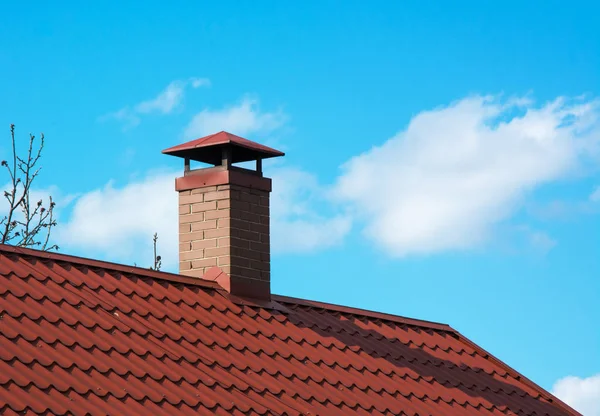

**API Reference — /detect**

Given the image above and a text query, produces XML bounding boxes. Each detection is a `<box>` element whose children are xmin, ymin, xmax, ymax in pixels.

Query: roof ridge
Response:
<box><xmin>197</xmin><ymin>131</ymin><xmax>222</xmax><ymax>146</ymax></box>
<box><xmin>0</xmin><ymin>244</ymin><xmax>221</xmax><ymax>289</ymax></box>
<box><xmin>0</xmin><ymin>245</ymin><xmax>455</xmax><ymax>332</ymax></box>
<box><xmin>272</xmin><ymin>294</ymin><xmax>455</xmax><ymax>333</ymax></box>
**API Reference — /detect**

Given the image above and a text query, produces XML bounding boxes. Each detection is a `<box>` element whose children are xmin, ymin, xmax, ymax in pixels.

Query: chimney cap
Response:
<box><xmin>162</xmin><ymin>131</ymin><xmax>284</xmax><ymax>165</ymax></box>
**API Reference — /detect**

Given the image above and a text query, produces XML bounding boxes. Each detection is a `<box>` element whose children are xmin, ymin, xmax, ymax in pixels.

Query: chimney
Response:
<box><xmin>162</xmin><ymin>131</ymin><xmax>284</xmax><ymax>300</ymax></box>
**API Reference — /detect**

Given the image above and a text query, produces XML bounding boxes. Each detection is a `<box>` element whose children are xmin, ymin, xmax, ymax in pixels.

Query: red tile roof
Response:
<box><xmin>0</xmin><ymin>245</ymin><xmax>579</xmax><ymax>416</ymax></box>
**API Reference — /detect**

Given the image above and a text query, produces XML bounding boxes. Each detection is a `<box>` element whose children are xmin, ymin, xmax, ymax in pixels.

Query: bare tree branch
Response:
<box><xmin>1</xmin><ymin>125</ymin><xmax>58</xmax><ymax>251</ymax></box>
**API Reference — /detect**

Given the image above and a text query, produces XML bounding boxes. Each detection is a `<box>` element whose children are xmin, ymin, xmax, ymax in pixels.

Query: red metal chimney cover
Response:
<box><xmin>162</xmin><ymin>131</ymin><xmax>284</xmax><ymax>165</ymax></box>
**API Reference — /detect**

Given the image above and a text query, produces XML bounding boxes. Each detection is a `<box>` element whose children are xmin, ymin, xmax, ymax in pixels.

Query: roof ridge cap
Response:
<box><xmin>0</xmin><ymin>244</ymin><xmax>221</xmax><ymax>289</ymax></box>
<box><xmin>195</xmin><ymin>131</ymin><xmax>220</xmax><ymax>146</ymax></box>
<box><xmin>272</xmin><ymin>294</ymin><xmax>455</xmax><ymax>332</ymax></box>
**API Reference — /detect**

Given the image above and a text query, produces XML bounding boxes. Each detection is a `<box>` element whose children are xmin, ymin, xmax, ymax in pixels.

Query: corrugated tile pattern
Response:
<box><xmin>0</xmin><ymin>248</ymin><xmax>578</xmax><ymax>415</ymax></box>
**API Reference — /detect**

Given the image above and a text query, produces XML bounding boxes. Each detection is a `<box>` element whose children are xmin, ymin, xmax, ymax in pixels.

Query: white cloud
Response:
<box><xmin>98</xmin><ymin>108</ymin><xmax>140</xmax><ymax>130</ymax></box>
<box><xmin>56</xmin><ymin>165</ymin><xmax>347</xmax><ymax>269</ymax></box>
<box><xmin>334</xmin><ymin>95</ymin><xmax>600</xmax><ymax>256</ymax></box>
<box><xmin>184</xmin><ymin>96</ymin><xmax>286</xmax><ymax>139</ymax></box>
<box><xmin>101</xmin><ymin>77</ymin><xmax>210</xmax><ymax>128</ymax></box>
<box><xmin>524</xmin><ymin>228</ymin><xmax>557</xmax><ymax>253</ymax></box>
<box><xmin>552</xmin><ymin>373</ymin><xmax>600</xmax><ymax>416</ymax></box>
<box><xmin>0</xmin><ymin>183</ymin><xmax>64</xmax><ymax>215</ymax></box>
<box><xmin>135</xmin><ymin>80</ymin><xmax>187</xmax><ymax>114</ymax></box>
<box><xmin>0</xmin><ymin>182</ymin><xmax>74</xmax><ymax>249</ymax></box>
<box><xmin>190</xmin><ymin>77</ymin><xmax>211</xmax><ymax>88</ymax></box>
<box><xmin>56</xmin><ymin>171</ymin><xmax>179</xmax><ymax>268</ymax></box>
<box><xmin>270</xmin><ymin>167</ymin><xmax>351</xmax><ymax>253</ymax></box>
<box><xmin>529</xmin><ymin>231</ymin><xmax>557</xmax><ymax>251</ymax></box>
<box><xmin>76</xmin><ymin>93</ymin><xmax>600</xmax><ymax>263</ymax></box>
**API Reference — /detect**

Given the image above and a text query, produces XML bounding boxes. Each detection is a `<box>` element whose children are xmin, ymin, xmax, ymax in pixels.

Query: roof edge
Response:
<box><xmin>275</xmin><ymin>292</ymin><xmax>579</xmax><ymax>415</ymax></box>
<box><xmin>454</xmin><ymin>330</ymin><xmax>582</xmax><ymax>416</ymax></box>
<box><xmin>272</xmin><ymin>294</ymin><xmax>455</xmax><ymax>332</ymax></box>
<box><xmin>0</xmin><ymin>244</ymin><xmax>222</xmax><ymax>290</ymax></box>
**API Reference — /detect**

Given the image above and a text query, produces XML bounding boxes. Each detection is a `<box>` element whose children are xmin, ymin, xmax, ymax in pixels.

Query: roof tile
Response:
<box><xmin>0</xmin><ymin>245</ymin><xmax>580</xmax><ymax>415</ymax></box>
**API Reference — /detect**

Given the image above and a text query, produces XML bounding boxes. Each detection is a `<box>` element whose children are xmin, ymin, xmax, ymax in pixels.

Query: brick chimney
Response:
<box><xmin>162</xmin><ymin>131</ymin><xmax>284</xmax><ymax>300</ymax></box>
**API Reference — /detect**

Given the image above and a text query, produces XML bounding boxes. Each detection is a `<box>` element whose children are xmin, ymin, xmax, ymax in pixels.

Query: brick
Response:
<box><xmin>218</xmin><ymin>255</ymin><xmax>231</xmax><ymax>266</ymax></box>
<box><xmin>259</xmin><ymin>215</ymin><xmax>269</xmax><ymax>225</ymax></box>
<box><xmin>240</xmin><ymin>192</ymin><xmax>261</xmax><ymax>205</ymax></box>
<box><xmin>230</xmin><ymin>237</ymin><xmax>250</xmax><ymax>249</ymax></box>
<box><xmin>230</xmin><ymin>190</ymin><xmax>241</xmax><ymax>200</ymax></box>
<box><xmin>229</xmin><ymin>256</ymin><xmax>251</xmax><ymax>268</ymax></box>
<box><xmin>217</xmin><ymin>199</ymin><xmax>231</xmax><ymax>209</ymax></box>
<box><xmin>192</xmin><ymin>258</ymin><xmax>217</xmax><ymax>268</ymax></box>
<box><xmin>179</xmin><ymin>193</ymin><xmax>204</xmax><ymax>204</ymax></box>
<box><xmin>231</xmin><ymin>209</ymin><xmax>259</xmax><ymax>223</ymax></box>
<box><xmin>191</xmin><ymin>201</ymin><xmax>217</xmax><ymax>212</ymax></box>
<box><xmin>243</xmin><ymin>211</ymin><xmax>262</xmax><ymax>223</ymax></box>
<box><xmin>205</xmin><ymin>209</ymin><xmax>230</xmax><ymax>220</ymax></box>
<box><xmin>180</xmin><ymin>250</ymin><xmax>204</xmax><ymax>261</ymax></box>
<box><xmin>250</xmin><ymin>242</ymin><xmax>269</xmax><ymax>253</ymax></box>
<box><xmin>203</xmin><ymin>190</ymin><xmax>230</xmax><ymax>201</ymax></box>
<box><xmin>231</xmin><ymin>247</ymin><xmax>262</xmax><ymax>261</ymax></box>
<box><xmin>179</xmin><ymin>223</ymin><xmax>191</xmax><ymax>233</ymax></box>
<box><xmin>217</xmin><ymin>184</ymin><xmax>231</xmax><ymax>191</ymax></box>
<box><xmin>217</xmin><ymin>237</ymin><xmax>230</xmax><ymax>247</ymax></box>
<box><xmin>230</xmin><ymin>200</ymin><xmax>250</xmax><ymax>211</ymax></box>
<box><xmin>251</xmin><ymin>205</ymin><xmax>269</xmax><ymax>216</ymax></box>
<box><xmin>181</xmin><ymin>268</ymin><xmax>205</xmax><ymax>278</ymax></box>
<box><xmin>179</xmin><ymin>213</ymin><xmax>205</xmax><ymax>224</ymax></box>
<box><xmin>231</xmin><ymin>228</ymin><xmax>260</xmax><ymax>242</ymax></box>
<box><xmin>179</xmin><ymin>261</ymin><xmax>192</xmax><ymax>271</ymax></box>
<box><xmin>220</xmin><ymin>265</ymin><xmax>232</xmax><ymax>275</ymax></box>
<box><xmin>179</xmin><ymin>242</ymin><xmax>191</xmax><ymax>252</ymax></box>
<box><xmin>250</xmin><ymin>260</ymin><xmax>269</xmax><ymax>271</ymax></box>
<box><xmin>260</xmin><ymin>233</ymin><xmax>269</xmax><ymax>243</ymax></box>
<box><xmin>204</xmin><ymin>246</ymin><xmax>230</xmax><ymax>258</ymax></box>
<box><xmin>228</xmin><ymin>275</ymin><xmax>270</xmax><ymax>299</ymax></box>
<box><xmin>180</xmin><ymin>190</ymin><xmax>191</xmax><ymax>196</ymax></box>
<box><xmin>192</xmin><ymin>239</ymin><xmax>217</xmax><ymax>250</ymax></box>
<box><xmin>192</xmin><ymin>185</ymin><xmax>217</xmax><ymax>194</ymax></box>
<box><xmin>179</xmin><ymin>205</ymin><xmax>191</xmax><ymax>215</ymax></box>
<box><xmin>191</xmin><ymin>220</ymin><xmax>217</xmax><ymax>231</ymax></box>
<box><xmin>230</xmin><ymin>184</ymin><xmax>246</xmax><ymax>192</ymax></box>
<box><xmin>249</xmin><ymin>188</ymin><xmax>266</xmax><ymax>196</ymax></box>
<box><xmin>230</xmin><ymin>218</ymin><xmax>250</xmax><ymax>230</ymax></box>
<box><xmin>249</xmin><ymin>223</ymin><xmax>269</xmax><ymax>234</ymax></box>
<box><xmin>230</xmin><ymin>265</ymin><xmax>262</xmax><ymax>280</ymax></box>
<box><xmin>217</xmin><ymin>218</ymin><xmax>230</xmax><ymax>229</ymax></box>
<box><xmin>259</xmin><ymin>196</ymin><xmax>269</xmax><ymax>206</ymax></box>
<box><xmin>204</xmin><ymin>228</ymin><xmax>229</xmax><ymax>239</ymax></box>
<box><xmin>179</xmin><ymin>231</ymin><xmax>204</xmax><ymax>242</ymax></box>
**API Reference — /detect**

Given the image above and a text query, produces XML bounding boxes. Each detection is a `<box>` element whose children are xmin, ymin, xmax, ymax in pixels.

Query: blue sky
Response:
<box><xmin>1</xmin><ymin>1</ymin><xmax>600</xmax><ymax>413</ymax></box>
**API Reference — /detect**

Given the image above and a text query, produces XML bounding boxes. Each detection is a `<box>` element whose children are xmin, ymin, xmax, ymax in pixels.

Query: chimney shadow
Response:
<box><xmin>285</xmin><ymin>307</ymin><xmax>573</xmax><ymax>416</ymax></box>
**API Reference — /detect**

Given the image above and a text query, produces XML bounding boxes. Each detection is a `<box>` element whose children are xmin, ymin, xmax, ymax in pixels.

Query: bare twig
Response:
<box><xmin>1</xmin><ymin>125</ymin><xmax>57</xmax><ymax>251</ymax></box>
<box><xmin>151</xmin><ymin>233</ymin><xmax>161</xmax><ymax>271</ymax></box>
